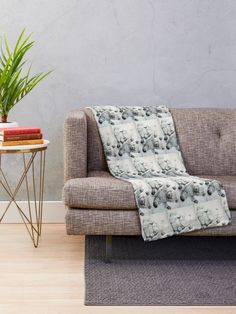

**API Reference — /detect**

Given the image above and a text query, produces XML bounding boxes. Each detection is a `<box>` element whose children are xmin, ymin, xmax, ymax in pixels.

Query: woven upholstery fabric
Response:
<box><xmin>85</xmin><ymin>108</ymin><xmax>236</xmax><ymax>175</ymax></box>
<box><xmin>66</xmin><ymin>208</ymin><xmax>236</xmax><ymax>236</ymax></box>
<box><xmin>64</xmin><ymin>110</ymin><xmax>87</xmax><ymax>181</ymax></box>
<box><xmin>171</xmin><ymin>108</ymin><xmax>236</xmax><ymax>175</ymax></box>
<box><xmin>63</xmin><ymin>171</ymin><xmax>236</xmax><ymax>209</ymax></box>
<box><xmin>63</xmin><ymin>171</ymin><xmax>136</xmax><ymax>210</ymax></box>
<box><xmin>84</xmin><ymin>108</ymin><xmax>108</xmax><ymax>172</ymax></box>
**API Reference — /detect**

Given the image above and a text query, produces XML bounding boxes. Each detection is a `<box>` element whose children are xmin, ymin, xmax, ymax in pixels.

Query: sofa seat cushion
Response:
<box><xmin>63</xmin><ymin>171</ymin><xmax>236</xmax><ymax>210</ymax></box>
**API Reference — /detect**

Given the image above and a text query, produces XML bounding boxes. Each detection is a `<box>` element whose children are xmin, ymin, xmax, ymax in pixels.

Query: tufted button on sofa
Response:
<box><xmin>63</xmin><ymin>108</ymin><xmax>236</xmax><ymax>237</ymax></box>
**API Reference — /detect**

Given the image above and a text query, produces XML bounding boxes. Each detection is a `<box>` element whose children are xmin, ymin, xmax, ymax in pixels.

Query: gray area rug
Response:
<box><xmin>85</xmin><ymin>236</ymin><xmax>236</xmax><ymax>305</ymax></box>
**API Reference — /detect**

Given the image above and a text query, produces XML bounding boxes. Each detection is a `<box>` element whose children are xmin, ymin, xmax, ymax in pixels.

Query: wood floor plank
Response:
<box><xmin>0</xmin><ymin>224</ymin><xmax>235</xmax><ymax>314</ymax></box>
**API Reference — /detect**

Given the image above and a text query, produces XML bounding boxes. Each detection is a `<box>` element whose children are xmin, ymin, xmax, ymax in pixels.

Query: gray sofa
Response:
<box><xmin>63</xmin><ymin>108</ymin><xmax>236</xmax><ymax>258</ymax></box>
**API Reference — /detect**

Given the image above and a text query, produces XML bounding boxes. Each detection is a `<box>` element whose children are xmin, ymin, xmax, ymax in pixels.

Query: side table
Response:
<box><xmin>0</xmin><ymin>140</ymin><xmax>49</xmax><ymax>247</ymax></box>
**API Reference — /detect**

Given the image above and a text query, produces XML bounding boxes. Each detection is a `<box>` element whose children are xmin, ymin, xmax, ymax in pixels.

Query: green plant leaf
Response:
<box><xmin>0</xmin><ymin>29</ymin><xmax>52</xmax><ymax>118</ymax></box>
<box><xmin>4</xmin><ymin>36</ymin><xmax>11</xmax><ymax>57</ymax></box>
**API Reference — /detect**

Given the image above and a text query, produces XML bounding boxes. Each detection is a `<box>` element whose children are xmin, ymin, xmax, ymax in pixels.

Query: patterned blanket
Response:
<box><xmin>90</xmin><ymin>106</ymin><xmax>231</xmax><ymax>241</ymax></box>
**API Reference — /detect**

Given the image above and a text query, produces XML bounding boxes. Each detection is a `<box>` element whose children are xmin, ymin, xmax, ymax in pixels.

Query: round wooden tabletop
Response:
<box><xmin>0</xmin><ymin>139</ymin><xmax>50</xmax><ymax>154</ymax></box>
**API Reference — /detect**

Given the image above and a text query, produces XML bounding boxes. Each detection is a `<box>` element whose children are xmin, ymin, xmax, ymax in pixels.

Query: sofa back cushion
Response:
<box><xmin>84</xmin><ymin>108</ymin><xmax>236</xmax><ymax>176</ymax></box>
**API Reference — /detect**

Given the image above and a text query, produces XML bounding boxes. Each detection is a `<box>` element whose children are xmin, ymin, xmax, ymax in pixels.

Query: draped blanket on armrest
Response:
<box><xmin>89</xmin><ymin>106</ymin><xmax>231</xmax><ymax>241</ymax></box>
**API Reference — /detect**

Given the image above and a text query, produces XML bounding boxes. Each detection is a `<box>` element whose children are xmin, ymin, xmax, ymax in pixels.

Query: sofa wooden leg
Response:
<box><xmin>105</xmin><ymin>235</ymin><xmax>112</xmax><ymax>263</ymax></box>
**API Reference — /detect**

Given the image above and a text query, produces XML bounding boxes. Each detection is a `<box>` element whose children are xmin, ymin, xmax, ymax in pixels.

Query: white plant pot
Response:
<box><xmin>0</xmin><ymin>121</ymin><xmax>18</xmax><ymax>129</ymax></box>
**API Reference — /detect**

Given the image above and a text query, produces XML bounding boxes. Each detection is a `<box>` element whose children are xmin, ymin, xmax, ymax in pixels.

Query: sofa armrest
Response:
<box><xmin>64</xmin><ymin>110</ymin><xmax>87</xmax><ymax>182</ymax></box>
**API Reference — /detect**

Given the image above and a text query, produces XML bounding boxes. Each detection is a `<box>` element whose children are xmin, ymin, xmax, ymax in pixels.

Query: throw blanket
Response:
<box><xmin>90</xmin><ymin>106</ymin><xmax>231</xmax><ymax>241</ymax></box>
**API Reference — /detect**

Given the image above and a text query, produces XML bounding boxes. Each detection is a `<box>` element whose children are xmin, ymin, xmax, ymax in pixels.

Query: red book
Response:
<box><xmin>0</xmin><ymin>127</ymin><xmax>41</xmax><ymax>136</ymax></box>
<box><xmin>0</xmin><ymin>133</ymin><xmax>43</xmax><ymax>141</ymax></box>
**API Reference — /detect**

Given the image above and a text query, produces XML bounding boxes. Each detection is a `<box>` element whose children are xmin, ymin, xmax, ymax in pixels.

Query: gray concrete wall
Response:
<box><xmin>1</xmin><ymin>0</ymin><xmax>236</xmax><ymax>200</ymax></box>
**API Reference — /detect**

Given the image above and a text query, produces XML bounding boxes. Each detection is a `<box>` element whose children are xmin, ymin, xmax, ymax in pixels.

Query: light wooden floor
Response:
<box><xmin>0</xmin><ymin>224</ymin><xmax>235</xmax><ymax>314</ymax></box>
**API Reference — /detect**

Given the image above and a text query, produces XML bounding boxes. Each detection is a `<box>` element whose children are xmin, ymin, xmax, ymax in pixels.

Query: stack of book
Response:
<box><xmin>0</xmin><ymin>127</ymin><xmax>44</xmax><ymax>146</ymax></box>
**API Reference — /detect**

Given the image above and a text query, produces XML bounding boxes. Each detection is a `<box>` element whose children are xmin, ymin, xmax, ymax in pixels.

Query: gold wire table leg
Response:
<box><xmin>23</xmin><ymin>152</ymin><xmax>35</xmax><ymax>245</ymax></box>
<box><xmin>0</xmin><ymin>150</ymin><xmax>46</xmax><ymax>247</ymax></box>
<box><xmin>0</xmin><ymin>152</ymin><xmax>36</xmax><ymax>222</ymax></box>
<box><xmin>39</xmin><ymin>150</ymin><xmax>46</xmax><ymax>236</ymax></box>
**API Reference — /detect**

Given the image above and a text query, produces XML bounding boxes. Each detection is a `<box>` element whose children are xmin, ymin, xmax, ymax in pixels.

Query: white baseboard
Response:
<box><xmin>0</xmin><ymin>201</ymin><xmax>66</xmax><ymax>223</ymax></box>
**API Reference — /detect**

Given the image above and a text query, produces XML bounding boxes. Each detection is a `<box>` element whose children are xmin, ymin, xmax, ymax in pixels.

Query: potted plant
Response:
<box><xmin>0</xmin><ymin>29</ymin><xmax>52</xmax><ymax>128</ymax></box>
